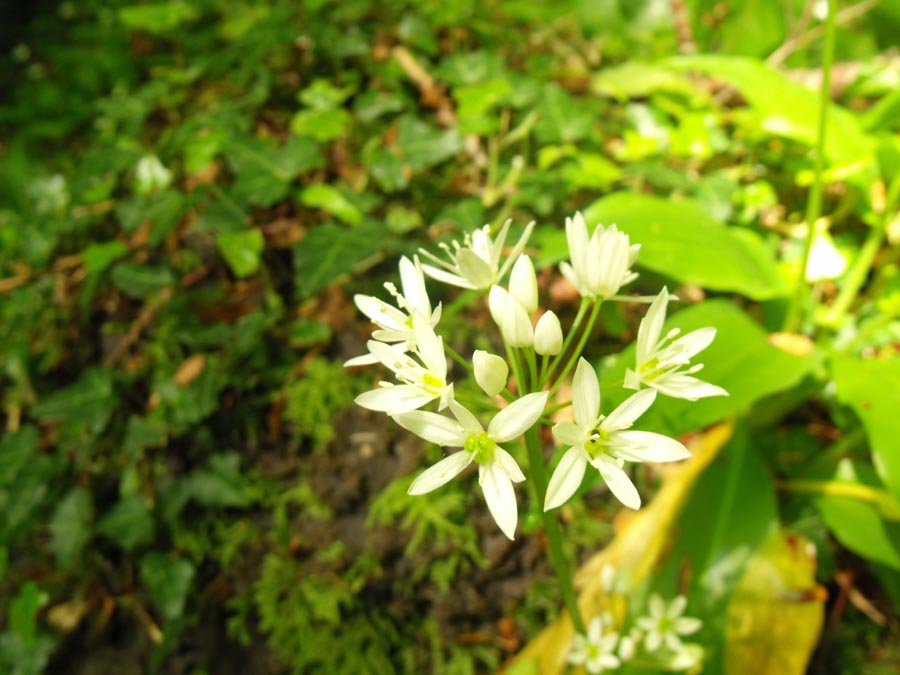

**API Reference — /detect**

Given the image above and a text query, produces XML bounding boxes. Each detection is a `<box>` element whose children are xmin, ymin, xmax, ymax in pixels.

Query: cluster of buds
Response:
<box><xmin>348</xmin><ymin>213</ymin><xmax>725</xmax><ymax>540</ymax></box>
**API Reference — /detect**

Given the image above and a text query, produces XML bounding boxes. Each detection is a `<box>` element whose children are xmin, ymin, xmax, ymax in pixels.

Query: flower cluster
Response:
<box><xmin>348</xmin><ymin>212</ymin><xmax>725</xmax><ymax>540</ymax></box>
<box><xmin>567</xmin><ymin>587</ymin><xmax>704</xmax><ymax>674</ymax></box>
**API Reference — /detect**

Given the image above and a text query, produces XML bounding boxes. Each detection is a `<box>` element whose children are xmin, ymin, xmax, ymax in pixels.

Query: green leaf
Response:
<box><xmin>111</xmin><ymin>262</ymin><xmax>174</xmax><ymax>299</ymax></box>
<box><xmin>50</xmin><ymin>488</ymin><xmax>93</xmax><ymax>568</ymax></box>
<box><xmin>394</xmin><ymin>117</ymin><xmax>463</xmax><ymax>171</ymax></box>
<box><xmin>294</xmin><ymin>222</ymin><xmax>386</xmax><ymax>299</ymax></box>
<box><xmin>299</xmin><ymin>184</ymin><xmax>363</xmax><ymax>226</ymax></box>
<box><xmin>31</xmin><ymin>367</ymin><xmax>114</xmax><ymax>435</ymax></box>
<box><xmin>123</xmin><ymin>415</ymin><xmax>168</xmax><ymax>456</ymax></box>
<box><xmin>9</xmin><ymin>581</ymin><xmax>49</xmax><ymax>647</ymax></box>
<box><xmin>814</xmin><ymin>460</ymin><xmax>900</xmax><ymax>570</ymax></box>
<box><xmin>832</xmin><ymin>354</ymin><xmax>900</xmax><ymax>499</ymax></box>
<box><xmin>576</xmin><ymin>193</ymin><xmax>787</xmax><ymax>299</ymax></box>
<box><xmin>591</xmin><ymin>62</ymin><xmax>704</xmax><ymax>102</ymax></box>
<box><xmin>298</xmin><ymin>79</ymin><xmax>355</xmax><ymax>110</ymax></box>
<box><xmin>140</xmin><ymin>553</ymin><xmax>196</xmax><ymax>621</ymax></box>
<box><xmin>118</xmin><ymin>3</ymin><xmax>199</xmax><ymax>34</ymax></box>
<box><xmin>600</xmin><ymin>301</ymin><xmax>819</xmax><ymax>437</ymax></box>
<box><xmin>534</xmin><ymin>84</ymin><xmax>594</xmax><ymax>144</ymax></box>
<box><xmin>96</xmin><ymin>494</ymin><xmax>154</xmax><ymax>551</ymax></box>
<box><xmin>185</xmin><ymin>453</ymin><xmax>254</xmax><ymax>508</ymax></box>
<box><xmin>81</xmin><ymin>240</ymin><xmax>129</xmax><ymax>274</ymax></box>
<box><xmin>291</xmin><ymin>108</ymin><xmax>352</xmax><ymax>142</ymax></box>
<box><xmin>666</xmin><ymin>55</ymin><xmax>874</xmax><ymax>166</ymax></box>
<box><xmin>217</xmin><ymin>228</ymin><xmax>265</xmax><ymax>278</ymax></box>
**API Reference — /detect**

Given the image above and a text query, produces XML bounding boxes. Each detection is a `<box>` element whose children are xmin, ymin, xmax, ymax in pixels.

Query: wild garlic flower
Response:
<box><xmin>635</xmin><ymin>594</ymin><xmax>702</xmax><ymax>653</ymax></box>
<box><xmin>568</xmin><ymin>614</ymin><xmax>621</xmax><ymax>674</ymax></box>
<box><xmin>473</xmin><ymin>350</ymin><xmax>508</xmax><ymax>398</ymax></box>
<box><xmin>419</xmin><ymin>219</ymin><xmax>535</xmax><ymax>290</ymax></box>
<box><xmin>624</xmin><ymin>288</ymin><xmax>728</xmax><ymax>401</ymax></box>
<box><xmin>345</xmin><ymin>256</ymin><xmax>441</xmax><ymax>367</ymax></box>
<box><xmin>393</xmin><ymin>392</ymin><xmax>548</xmax><ymax>539</ymax></box>
<box><xmin>354</xmin><ymin>317</ymin><xmax>453</xmax><ymax>414</ymax></box>
<box><xmin>545</xmin><ymin>358</ymin><xmax>690</xmax><ymax>511</ymax></box>
<box><xmin>560</xmin><ymin>211</ymin><xmax>640</xmax><ymax>300</ymax></box>
<box><xmin>488</xmin><ymin>285</ymin><xmax>534</xmax><ymax>348</ymax></box>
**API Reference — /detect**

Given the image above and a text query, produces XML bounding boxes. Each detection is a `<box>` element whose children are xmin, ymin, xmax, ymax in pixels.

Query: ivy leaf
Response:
<box><xmin>140</xmin><ymin>553</ymin><xmax>196</xmax><ymax>621</ymax></box>
<box><xmin>294</xmin><ymin>221</ymin><xmax>386</xmax><ymax>299</ymax></box>
<box><xmin>217</xmin><ymin>228</ymin><xmax>266</xmax><ymax>278</ymax></box>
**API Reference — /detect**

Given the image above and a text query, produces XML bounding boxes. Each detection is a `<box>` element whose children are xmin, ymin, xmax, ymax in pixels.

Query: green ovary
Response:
<box><xmin>464</xmin><ymin>432</ymin><xmax>496</xmax><ymax>464</ymax></box>
<box><xmin>422</xmin><ymin>373</ymin><xmax>444</xmax><ymax>392</ymax></box>
<box><xmin>584</xmin><ymin>427</ymin><xmax>611</xmax><ymax>457</ymax></box>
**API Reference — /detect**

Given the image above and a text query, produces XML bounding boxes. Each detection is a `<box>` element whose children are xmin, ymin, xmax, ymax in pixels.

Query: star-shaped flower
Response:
<box><xmin>544</xmin><ymin>358</ymin><xmax>690</xmax><ymax>511</ymax></box>
<box><xmin>636</xmin><ymin>594</ymin><xmax>702</xmax><ymax>653</ymax></box>
<box><xmin>393</xmin><ymin>392</ymin><xmax>548</xmax><ymax>539</ymax></box>
<box><xmin>560</xmin><ymin>211</ymin><xmax>640</xmax><ymax>300</ymax></box>
<box><xmin>568</xmin><ymin>614</ymin><xmax>621</xmax><ymax>674</ymax></box>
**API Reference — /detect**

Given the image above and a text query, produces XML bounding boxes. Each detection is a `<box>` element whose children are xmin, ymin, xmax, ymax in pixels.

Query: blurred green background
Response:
<box><xmin>1</xmin><ymin>0</ymin><xmax>899</xmax><ymax>673</ymax></box>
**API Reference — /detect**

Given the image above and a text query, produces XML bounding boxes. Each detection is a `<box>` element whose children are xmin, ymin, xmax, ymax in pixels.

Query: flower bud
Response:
<box><xmin>533</xmin><ymin>310</ymin><xmax>563</xmax><ymax>355</ymax></box>
<box><xmin>473</xmin><ymin>350</ymin><xmax>508</xmax><ymax>397</ymax></box>
<box><xmin>509</xmin><ymin>254</ymin><xmax>537</xmax><ymax>314</ymax></box>
<box><xmin>490</xmin><ymin>286</ymin><xmax>533</xmax><ymax>348</ymax></box>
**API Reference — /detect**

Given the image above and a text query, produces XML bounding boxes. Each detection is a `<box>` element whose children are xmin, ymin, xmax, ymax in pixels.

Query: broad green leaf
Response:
<box><xmin>291</xmin><ymin>108</ymin><xmax>352</xmax><ymax>142</ymax></box>
<box><xmin>294</xmin><ymin>222</ymin><xmax>386</xmax><ymax>299</ymax></box>
<box><xmin>565</xmin><ymin>193</ymin><xmax>785</xmax><ymax>299</ymax></box>
<box><xmin>111</xmin><ymin>262</ymin><xmax>174</xmax><ymax>299</ymax></box>
<box><xmin>814</xmin><ymin>460</ymin><xmax>900</xmax><ymax>570</ymax></box>
<box><xmin>118</xmin><ymin>3</ymin><xmax>199</xmax><ymax>34</ymax></box>
<box><xmin>140</xmin><ymin>553</ymin><xmax>196</xmax><ymax>621</ymax></box>
<box><xmin>299</xmin><ymin>184</ymin><xmax>363</xmax><ymax>226</ymax></box>
<box><xmin>601</xmin><ymin>301</ymin><xmax>819</xmax><ymax>437</ymax></box>
<box><xmin>832</xmin><ymin>354</ymin><xmax>900</xmax><ymax>499</ymax></box>
<box><xmin>123</xmin><ymin>415</ymin><xmax>168</xmax><ymax>456</ymax></box>
<box><xmin>185</xmin><ymin>453</ymin><xmax>254</xmax><ymax>508</ymax></box>
<box><xmin>394</xmin><ymin>117</ymin><xmax>462</xmax><ymax>171</ymax></box>
<box><xmin>666</xmin><ymin>55</ymin><xmax>874</xmax><ymax>166</ymax></box>
<box><xmin>217</xmin><ymin>228</ymin><xmax>265</xmax><ymax>278</ymax></box>
<box><xmin>9</xmin><ymin>581</ymin><xmax>48</xmax><ymax>647</ymax></box>
<box><xmin>534</xmin><ymin>84</ymin><xmax>594</xmax><ymax>144</ymax></box>
<box><xmin>31</xmin><ymin>367</ymin><xmax>114</xmax><ymax>435</ymax></box>
<box><xmin>96</xmin><ymin>494</ymin><xmax>154</xmax><ymax>551</ymax></box>
<box><xmin>591</xmin><ymin>62</ymin><xmax>704</xmax><ymax>102</ymax></box>
<box><xmin>298</xmin><ymin>79</ymin><xmax>355</xmax><ymax>110</ymax></box>
<box><xmin>225</xmin><ymin>137</ymin><xmax>323</xmax><ymax>207</ymax></box>
<box><xmin>81</xmin><ymin>240</ymin><xmax>129</xmax><ymax>274</ymax></box>
<box><xmin>50</xmin><ymin>488</ymin><xmax>93</xmax><ymax>569</ymax></box>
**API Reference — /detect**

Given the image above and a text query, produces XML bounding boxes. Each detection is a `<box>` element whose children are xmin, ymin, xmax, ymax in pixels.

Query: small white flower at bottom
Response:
<box><xmin>393</xmin><ymin>392</ymin><xmax>548</xmax><ymax>539</ymax></box>
<box><xmin>635</xmin><ymin>594</ymin><xmax>702</xmax><ymax>654</ymax></box>
<box><xmin>568</xmin><ymin>614</ymin><xmax>621</xmax><ymax>674</ymax></box>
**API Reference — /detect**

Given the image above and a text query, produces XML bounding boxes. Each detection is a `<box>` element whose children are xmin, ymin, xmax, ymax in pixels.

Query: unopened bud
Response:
<box><xmin>534</xmin><ymin>311</ymin><xmax>563</xmax><ymax>355</ymax></box>
<box><xmin>509</xmin><ymin>254</ymin><xmax>537</xmax><ymax>314</ymax></box>
<box><xmin>473</xmin><ymin>350</ymin><xmax>508</xmax><ymax>397</ymax></box>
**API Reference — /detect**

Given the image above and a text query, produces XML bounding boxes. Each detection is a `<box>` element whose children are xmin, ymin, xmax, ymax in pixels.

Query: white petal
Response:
<box><xmin>488</xmin><ymin>391</ymin><xmax>548</xmax><ymax>442</ymax></box>
<box><xmin>490</xmin><ymin>219</ymin><xmax>512</xmax><ymax>273</ymax></box>
<box><xmin>480</xmin><ymin>463</ymin><xmax>518</xmax><ymax>539</ymax></box>
<box><xmin>448</xmin><ymin>400</ymin><xmax>484</xmax><ymax>434</ymax></box>
<box><xmin>421</xmin><ymin>264</ymin><xmax>476</xmax><ymax>290</ymax></box>
<box><xmin>355</xmin><ymin>385</ymin><xmax>435</xmax><ymax>413</ymax></box>
<box><xmin>354</xmin><ymin>294</ymin><xmax>406</xmax><ymax>331</ymax></box>
<box><xmin>509</xmin><ymin>254</ymin><xmax>538</xmax><ymax>314</ymax></box>
<box><xmin>534</xmin><ymin>311</ymin><xmax>563</xmax><ymax>356</ymax></box>
<box><xmin>494</xmin><ymin>446</ymin><xmax>526</xmax><ymax>482</ymax></box>
<box><xmin>593</xmin><ymin>456</ymin><xmax>641</xmax><ymax>509</ymax></box>
<box><xmin>544</xmin><ymin>447</ymin><xmax>588</xmax><ymax>510</ymax></box>
<box><xmin>572</xmin><ymin>358</ymin><xmax>601</xmax><ymax>430</ymax></box>
<box><xmin>488</xmin><ymin>285</ymin><xmax>510</xmax><ymax>327</ymax></box>
<box><xmin>456</xmin><ymin>249</ymin><xmax>494</xmax><ymax>288</ymax></box>
<box><xmin>559</xmin><ymin>261</ymin><xmax>583</xmax><ymax>295</ymax></box>
<box><xmin>668</xmin><ymin>594</ymin><xmax>687</xmax><ymax>619</ymax></box>
<box><xmin>650</xmin><ymin>374</ymin><xmax>728</xmax><ymax>400</ymax></box>
<box><xmin>399</xmin><ymin>256</ymin><xmax>431</xmax><ymax>317</ymax></box>
<box><xmin>675</xmin><ymin>617</ymin><xmax>702</xmax><ymax>635</ymax></box>
<box><xmin>637</xmin><ymin>287</ymin><xmax>669</xmax><ymax>363</ymax></box>
<box><xmin>566</xmin><ymin>212</ymin><xmax>589</xmax><ymax>281</ymax></box>
<box><xmin>603</xmin><ymin>389</ymin><xmax>656</xmax><ymax>431</ymax></box>
<box><xmin>408</xmin><ymin>452</ymin><xmax>473</xmax><ymax>495</ymax></box>
<box><xmin>552</xmin><ymin>421</ymin><xmax>586</xmax><ymax>447</ymax></box>
<box><xmin>473</xmin><ymin>350</ymin><xmax>509</xmax><ymax>397</ymax></box>
<box><xmin>392</xmin><ymin>410</ymin><xmax>467</xmax><ymax>446</ymax></box>
<box><xmin>672</xmin><ymin>326</ymin><xmax>716</xmax><ymax>360</ymax></box>
<box><xmin>649</xmin><ymin>593</ymin><xmax>666</xmax><ymax>619</ymax></box>
<box><xmin>343</xmin><ymin>352</ymin><xmax>379</xmax><ymax>367</ymax></box>
<box><xmin>413</xmin><ymin>318</ymin><xmax>446</xmax><ymax>379</ymax></box>
<box><xmin>612</xmin><ymin>431</ymin><xmax>691</xmax><ymax>463</ymax></box>
<box><xmin>502</xmin><ymin>295</ymin><xmax>534</xmax><ymax>348</ymax></box>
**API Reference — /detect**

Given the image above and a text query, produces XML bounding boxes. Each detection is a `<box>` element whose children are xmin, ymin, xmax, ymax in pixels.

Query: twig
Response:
<box><xmin>670</xmin><ymin>0</ymin><xmax>697</xmax><ymax>54</ymax></box>
<box><xmin>104</xmin><ymin>288</ymin><xmax>173</xmax><ymax>367</ymax></box>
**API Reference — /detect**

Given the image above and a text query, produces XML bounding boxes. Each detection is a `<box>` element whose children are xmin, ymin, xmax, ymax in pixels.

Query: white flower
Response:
<box><xmin>473</xmin><ymin>350</ymin><xmax>508</xmax><ymax>397</ymax></box>
<box><xmin>534</xmin><ymin>311</ymin><xmax>563</xmax><ymax>355</ymax></box>
<box><xmin>488</xmin><ymin>285</ymin><xmax>533</xmax><ymax>348</ymax></box>
<box><xmin>345</xmin><ymin>256</ymin><xmax>441</xmax><ymax>367</ymax></box>
<box><xmin>355</xmin><ymin>317</ymin><xmax>453</xmax><ymax>414</ymax></box>
<box><xmin>560</xmin><ymin>212</ymin><xmax>640</xmax><ymax>300</ymax></box>
<box><xmin>636</xmin><ymin>594</ymin><xmax>702</xmax><ymax>654</ymax></box>
<box><xmin>134</xmin><ymin>155</ymin><xmax>172</xmax><ymax>195</ymax></box>
<box><xmin>568</xmin><ymin>614</ymin><xmax>621</xmax><ymax>674</ymax></box>
<box><xmin>509</xmin><ymin>254</ymin><xmax>538</xmax><ymax>313</ymax></box>
<box><xmin>624</xmin><ymin>287</ymin><xmax>728</xmax><ymax>401</ymax></box>
<box><xmin>419</xmin><ymin>219</ymin><xmax>535</xmax><ymax>290</ymax></box>
<box><xmin>393</xmin><ymin>392</ymin><xmax>548</xmax><ymax>539</ymax></box>
<box><xmin>544</xmin><ymin>358</ymin><xmax>690</xmax><ymax>511</ymax></box>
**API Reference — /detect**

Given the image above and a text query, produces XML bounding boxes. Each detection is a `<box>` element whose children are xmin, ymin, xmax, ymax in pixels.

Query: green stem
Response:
<box><xmin>524</xmin><ymin>347</ymin><xmax>539</xmax><ymax>393</ymax></box>
<box><xmin>548</xmin><ymin>300</ymin><xmax>603</xmax><ymax>398</ymax></box>
<box><xmin>783</xmin><ymin>0</ymin><xmax>837</xmax><ymax>333</ymax></box>
<box><xmin>444</xmin><ymin>343</ymin><xmax>474</xmax><ymax>376</ymax></box>
<box><xmin>523</xmin><ymin>427</ymin><xmax>585</xmax><ymax>634</ymax></box>
<box><xmin>542</xmin><ymin>298</ymin><xmax>591</xmax><ymax>388</ymax></box>
<box><xmin>505</xmin><ymin>344</ymin><xmax>526</xmax><ymax>396</ymax></box>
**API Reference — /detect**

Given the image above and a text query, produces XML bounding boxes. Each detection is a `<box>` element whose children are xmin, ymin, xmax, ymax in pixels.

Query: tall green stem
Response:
<box><xmin>548</xmin><ymin>300</ymin><xmax>602</xmax><ymax>398</ymax></box>
<box><xmin>784</xmin><ymin>0</ymin><xmax>837</xmax><ymax>333</ymax></box>
<box><xmin>523</xmin><ymin>427</ymin><xmax>585</xmax><ymax>634</ymax></box>
<box><xmin>542</xmin><ymin>298</ymin><xmax>591</xmax><ymax>388</ymax></box>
